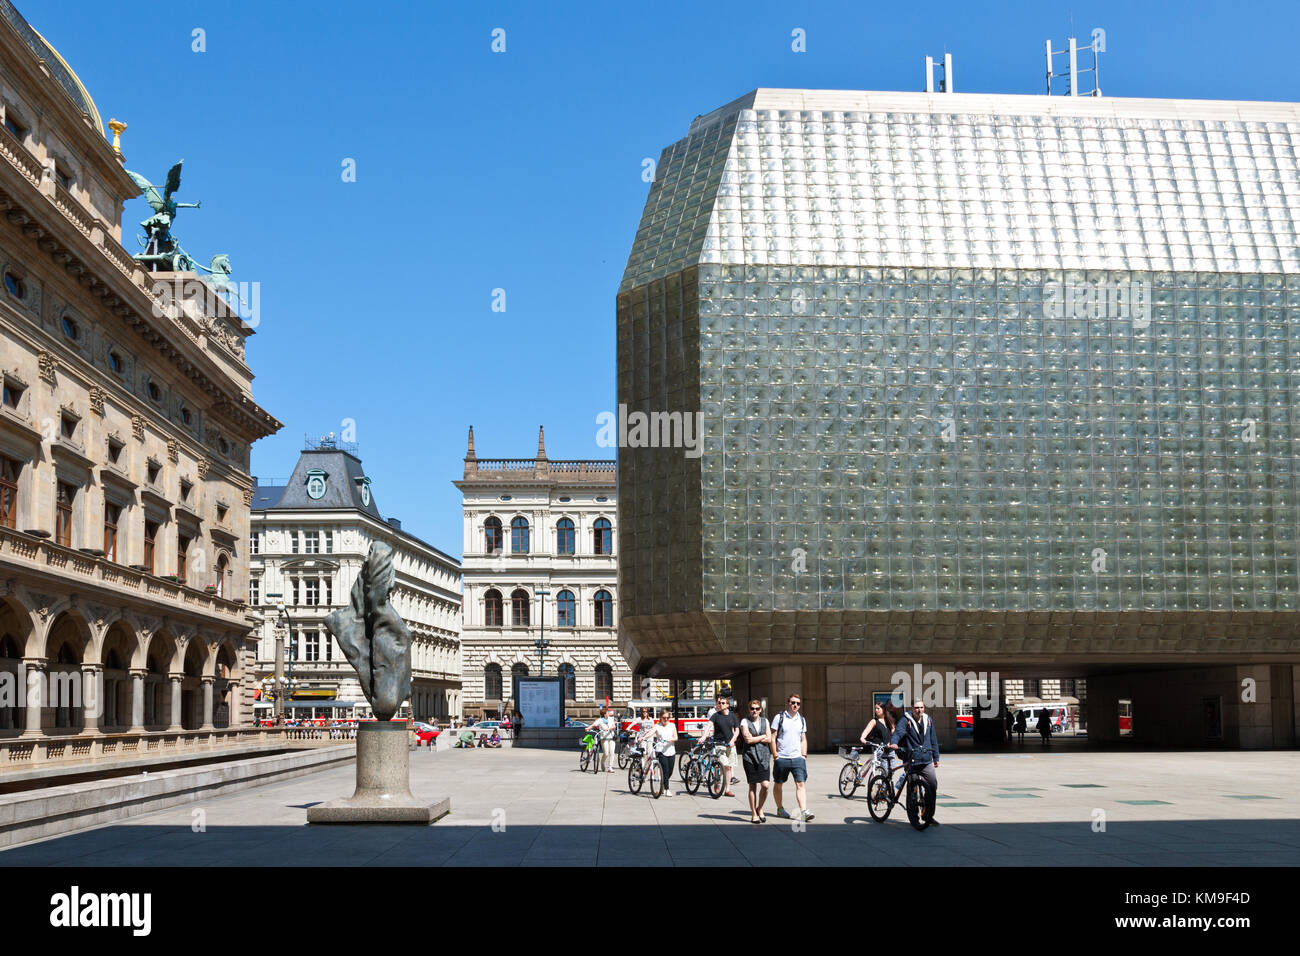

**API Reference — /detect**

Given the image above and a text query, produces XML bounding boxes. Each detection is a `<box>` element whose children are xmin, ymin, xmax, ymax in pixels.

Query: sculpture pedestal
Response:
<box><xmin>307</xmin><ymin>721</ymin><xmax>449</xmax><ymax>824</ymax></box>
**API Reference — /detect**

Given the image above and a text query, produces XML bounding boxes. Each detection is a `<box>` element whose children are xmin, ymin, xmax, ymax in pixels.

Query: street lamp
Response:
<box><xmin>533</xmin><ymin>588</ymin><xmax>551</xmax><ymax>676</ymax></box>
<box><xmin>264</xmin><ymin>592</ymin><xmax>296</xmax><ymax>723</ymax></box>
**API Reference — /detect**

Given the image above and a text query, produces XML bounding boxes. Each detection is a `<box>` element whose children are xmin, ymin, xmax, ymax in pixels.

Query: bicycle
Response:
<box><xmin>578</xmin><ymin>731</ymin><xmax>598</xmax><ymax>773</ymax></box>
<box><xmin>864</xmin><ymin>747</ymin><xmax>934</xmax><ymax>830</ymax></box>
<box><xmin>677</xmin><ymin>735</ymin><xmax>710</xmax><ymax>783</ymax></box>
<box><xmin>626</xmin><ymin>738</ymin><xmax>664</xmax><ymax>797</ymax></box>
<box><xmin>683</xmin><ymin>739</ymin><xmax>727</xmax><ymax>799</ymax></box>
<box><xmin>861</xmin><ymin>743</ymin><xmax>908</xmax><ymax>821</ymax></box>
<box><xmin>615</xmin><ymin>730</ymin><xmax>632</xmax><ymax>770</ymax></box>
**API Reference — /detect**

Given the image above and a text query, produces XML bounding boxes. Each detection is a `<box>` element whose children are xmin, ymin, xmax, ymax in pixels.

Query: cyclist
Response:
<box><xmin>889</xmin><ymin>698</ymin><xmax>941</xmax><ymax>827</ymax></box>
<box><xmin>708</xmin><ymin>695</ymin><xmax>740</xmax><ymax>797</ymax></box>
<box><xmin>859</xmin><ymin>701</ymin><xmax>902</xmax><ymax>792</ymax></box>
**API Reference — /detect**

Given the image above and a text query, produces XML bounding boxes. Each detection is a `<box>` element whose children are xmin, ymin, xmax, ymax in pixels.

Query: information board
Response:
<box><xmin>518</xmin><ymin>678</ymin><xmax>563</xmax><ymax>728</ymax></box>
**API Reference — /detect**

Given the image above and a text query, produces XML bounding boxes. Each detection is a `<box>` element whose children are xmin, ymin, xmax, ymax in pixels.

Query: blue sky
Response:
<box><xmin>26</xmin><ymin>0</ymin><xmax>1300</xmax><ymax>555</ymax></box>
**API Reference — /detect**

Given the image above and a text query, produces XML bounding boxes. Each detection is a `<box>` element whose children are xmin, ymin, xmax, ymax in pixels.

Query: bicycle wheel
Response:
<box><xmin>907</xmin><ymin>776</ymin><xmax>932</xmax><ymax>831</ymax></box>
<box><xmin>866</xmin><ymin>774</ymin><xmax>893</xmax><ymax>822</ymax></box>
<box><xmin>579</xmin><ymin>747</ymin><xmax>591</xmax><ymax>772</ymax></box>
<box><xmin>838</xmin><ymin>762</ymin><xmax>860</xmax><ymax>798</ymax></box>
<box><xmin>706</xmin><ymin>761</ymin><xmax>725</xmax><ymax>800</ymax></box>
<box><xmin>628</xmin><ymin>759</ymin><xmax>644</xmax><ymax>794</ymax></box>
<box><xmin>684</xmin><ymin>760</ymin><xmax>702</xmax><ymax>795</ymax></box>
<box><xmin>649</xmin><ymin>760</ymin><xmax>663</xmax><ymax>798</ymax></box>
<box><xmin>678</xmin><ymin>753</ymin><xmax>692</xmax><ymax>782</ymax></box>
<box><xmin>617</xmin><ymin>743</ymin><xmax>629</xmax><ymax>770</ymax></box>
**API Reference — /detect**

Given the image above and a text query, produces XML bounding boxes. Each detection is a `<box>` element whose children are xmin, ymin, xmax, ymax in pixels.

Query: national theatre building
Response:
<box><xmin>617</xmin><ymin>88</ymin><xmax>1300</xmax><ymax>749</ymax></box>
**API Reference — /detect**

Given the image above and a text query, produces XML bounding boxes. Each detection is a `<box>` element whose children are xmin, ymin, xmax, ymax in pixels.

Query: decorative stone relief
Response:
<box><xmin>241</xmin><ymin>488</ymin><xmax>253</xmax><ymax>506</ymax></box>
<box><xmin>166</xmin><ymin>438</ymin><xmax>179</xmax><ymax>463</ymax></box>
<box><xmin>196</xmin><ymin>457</ymin><xmax>210</xmax><ymax>478</ymax></box>
<box><xmin>38</xmin><ymin>351</ymin><xmax>56</xmax><ymax>385</ymax></box>
<box><xmin>88</xmin><ymin>386</ymin><xmax>105</xmax><ymax>416</ymax></box>
<box><xmin>131</xmin><ymin>415</ymin><xmax>144</xmax><ymax>441</ymax></box>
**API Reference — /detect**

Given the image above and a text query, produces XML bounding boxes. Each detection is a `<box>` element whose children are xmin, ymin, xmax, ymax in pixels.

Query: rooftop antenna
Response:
<box><xmin>924</xmin><ymin>52</ymin><xmax>954</xmax><ymax>93</ymax></box>
<box><xmin>1046</xmin><ymin>32</ymin><xmax>1103</xmax><ymax>96</ymax></box>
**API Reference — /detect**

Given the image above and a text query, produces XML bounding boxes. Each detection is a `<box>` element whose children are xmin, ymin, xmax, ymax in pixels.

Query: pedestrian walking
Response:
<box><xmin>708</xmin><ymin>695</ymin><xmax>740</xmax><ymax>797</ymax></box>
<box><xmin>739</xmin><ymin>700</ymin><xmax>771</xmax><ymax>823</ymax></box>
<box><xmin>514</xmin><ymin>710</ymin><xmax>524</xmax><ymax>742</ymax></box>
<box><xmin>1038</xmin><ymin>708</ymin><xmax>1053</xmax><ymax>746</ymax></box>
<box><xmin>1003</xmin><ymin>709</ymin><xmax>1013</xmax><ymax>743</ymax></box>
<box><xmin>586</xmin><ymin>707</ymin><xmax>618</xmax><ymax>773</ymax></box>
<box><xmin>1015</xmin><ymin>709</ymin><xmax>1027</xmax><ymax>742</ymax></box>
<box><xmin>770</xmin><ymin>693</ymin><xmax>814</xmax><ymax>821</ymax></box>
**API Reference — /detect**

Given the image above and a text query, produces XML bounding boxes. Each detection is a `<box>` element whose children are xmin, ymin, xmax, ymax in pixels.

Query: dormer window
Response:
<box><xmin>181</xmin><ymin>407</ymin><xmax>193</xmax><ymax>426</ymax></box>
<box><xmin>146</xmin><ymin>381</ymin><xmax>162</xmax><ymax>403</ymax></box>
<box><xmin>3</xmin><ymin>272</ymin><xmax>24</xmax><ymax>299</ymax></box>
<box><xmin>61</xmin><ymin>316</ymin><xmax>79</xmax><ymax>341</ymax></box>
<box><xmin>108</xmin><ymin>351</ymin><xmax>124</xmax><ymax>375</ymax></box>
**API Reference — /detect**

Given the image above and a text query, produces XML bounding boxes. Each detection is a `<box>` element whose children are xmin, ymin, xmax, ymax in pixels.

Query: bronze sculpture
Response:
<box><xmin>326</xmin><ymin>541</ymin><xmax>412</xmax><ymax>721</ymax></box>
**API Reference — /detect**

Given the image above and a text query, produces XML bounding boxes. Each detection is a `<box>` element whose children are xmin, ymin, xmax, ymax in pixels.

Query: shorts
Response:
<box><xmin>773</xmin><ymin>756</ymin><xmax>807</xmax><ymax>783</ymax></box>
<box><xmin>742</xmin><ymin>754</ymin><xmax>770</xmax><ymax>784</ymax></box>
<box><xmin>718</xmin><ymin>745</ymin><xmax>739</xmax><ymax>769</ymax></box>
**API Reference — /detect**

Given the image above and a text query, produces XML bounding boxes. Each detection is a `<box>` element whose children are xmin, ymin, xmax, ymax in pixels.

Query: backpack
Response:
<box><xmin>772</xmin><ymin>711</ymin><xmax>806</xmax><ymax>752</ymax></box>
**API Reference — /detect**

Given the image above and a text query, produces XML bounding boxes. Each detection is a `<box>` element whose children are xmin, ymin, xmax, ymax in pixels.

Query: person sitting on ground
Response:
<box><xmin>457</xmin><ymin>729</ymin><xmax>476</xmax><ymax>748</ymax></box>
<box><xmin>486</xmin><ymin>730</ymin><xmax>501</xmax><ymax>748</ymax></box>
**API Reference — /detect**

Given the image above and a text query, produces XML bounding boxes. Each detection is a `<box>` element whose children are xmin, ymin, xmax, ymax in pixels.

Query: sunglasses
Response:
<box><xmin>788</xmin><ymin>701</ymin><xmax>802</xmax><ymax>706</ymax></box>
<box><xmin>749</xmin><ymin>706</ymin><xmax>760</xmax><ymax>711</ymax></box>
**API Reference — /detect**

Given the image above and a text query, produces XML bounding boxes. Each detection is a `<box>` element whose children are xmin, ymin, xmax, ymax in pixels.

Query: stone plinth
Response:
<box><xmin>307</xmin><ymin>722</ymin><xmax>449</xmax><ymax>824</ymax></box>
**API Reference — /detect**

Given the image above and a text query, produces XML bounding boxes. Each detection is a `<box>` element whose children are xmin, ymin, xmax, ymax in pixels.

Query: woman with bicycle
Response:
<box><xmin>859</xmin><ymin>701</ymin><xmax>901</xmax><ymax>790</ymax></box>
<box><xmin>652</xmin><ymin>710</ymin><xmax>678</xmax><ymax>797</ymax></box>
<box><xmin>585</xmin><ymin>707</ymin><xmax>618</xmax><ymax>773</ymax></box>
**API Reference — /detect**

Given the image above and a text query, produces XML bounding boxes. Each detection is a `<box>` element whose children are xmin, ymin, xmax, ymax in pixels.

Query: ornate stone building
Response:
<box><xmin>249</xmin><ymin>441</ymin><xmax>462</xmax><ymax>721</ymax></box>
<box><xmin>456</xmin><ymin>427</ymin><xmax>630</xmax><ymax>719</ymax></box>
<box><xmin>0</xmin><ymin>3</ymin><xmax>281</xmax><ymax>739</ymax></box>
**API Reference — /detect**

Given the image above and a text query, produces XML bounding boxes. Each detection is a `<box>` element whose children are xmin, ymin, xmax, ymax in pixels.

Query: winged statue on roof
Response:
<box><xmin>126</xmin><ymin>159</ymin><xmax>203</xmax><ymax>271</ymax></box>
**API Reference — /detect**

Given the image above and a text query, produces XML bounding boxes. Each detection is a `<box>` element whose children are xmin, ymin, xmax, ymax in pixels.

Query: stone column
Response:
<box><xmin>80</xmin><ymin>663</ymin><xmax>103</xmax><ymax>733</ymax></box>
<box><xmin>129</xmin><ymin>669</ymin><xmax>147</xmax><ymax>731</ymax></box>
<box><xmin>21</xmin><ymin>658</ymin><xmax>45</xmax><ymax>737</ymax></box>
<box><xmin>168</xmin><ymin>675</ymin><xmax>183</xmax><ymax>730</ymax></box>
<box><xmin>201</xmin><ymin>676</ymin><xmax>214</xmax><ymax>729</ymax></box>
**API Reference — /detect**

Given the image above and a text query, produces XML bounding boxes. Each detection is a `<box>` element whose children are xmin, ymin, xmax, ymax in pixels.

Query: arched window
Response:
<box><xmin>511</xmin><ymin>662</ymin><xmax>529</xmax><ymax>700</ymax></box>
<box><xmin>484</xmin><ymin>663</ymin><xmax>502</xmax><ymax>700</ymax></box>
<box><xmin>593</xmin><ymin>517</ymin><xmax>612</xmax><ymax>555</ymax></box>
<box><xmin>594</xmin><ymin>663</ymin><xmax>613</xmax><ymax>702</ymax></box>
<box><xmin>510</xmin><ymin>516</ymin><xmax>529</xmax><ymax>554</ymax></box>
<box><xmin>556</xmin><ymin>589</ymin><xmax>575</xmax><ymax>627</ymax></box>
<box><xmin>484</xmin><ymin>588</ymin><xmax>503</xmax><ymax>627</ymax></box>
<box><xmin>593</xmin><ymin>589</ymin><xmax>613</xmax><ymax>627</ymax></box>
<box><xmin>556</xmin><ymin>518</ymin><xmax>575</xmax><ymax>555</ymax></box>
<box><xmin>484</xmin><ymin>516</ymin><xmax>503</xmax><ymax>554</ymax></box>
<box><xmin>559</xmin><ymin>662</ymin><xmax>576</xmax><ymax>700</ymax></box>
<box><xmin>511</xmin><ymin>588</ymin><xmax>530</xmax><ymax>627</ymax></box>
<box><xmin>215</xmin><ymin>553</ymin><xmax>229</xmax><ymax>598</ymax></box>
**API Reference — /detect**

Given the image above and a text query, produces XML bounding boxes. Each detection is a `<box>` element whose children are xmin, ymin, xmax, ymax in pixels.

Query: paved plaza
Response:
<box><xmin>1</xmin><ymin>746</ymin><xmax>1298</xmax><ymax>866</ymax></box>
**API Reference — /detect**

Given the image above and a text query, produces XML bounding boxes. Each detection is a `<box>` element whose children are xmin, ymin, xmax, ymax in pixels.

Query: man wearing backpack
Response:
<box><xmin>890</xmin><ymin>698</ymin><xmax>941</xmax><ymax>826</ymax></box>
<box><xmin>770</xmin><ymin>693</ymin><xmax>814</xmax><ymax>822</ymax></box>
<box><xmin>739</xmin><ymin>700</ymin><xmax>772</xmax><ymax>823</ymax></box>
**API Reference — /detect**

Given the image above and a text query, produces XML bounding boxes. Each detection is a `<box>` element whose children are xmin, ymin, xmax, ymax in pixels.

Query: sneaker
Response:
<box><xmin>776</xmin><ymin>806</ymin><xmax>791</xmax><ymax>819</ymax></box>
<box><xmin>800</xmin><ymin>810</ymin><xmax>815</xmax><ymax>822</ymax></box>
<box><xmin>663</xmin><ymin>790</ymin><xmax>673</xmax><ymax>797</ymax></box>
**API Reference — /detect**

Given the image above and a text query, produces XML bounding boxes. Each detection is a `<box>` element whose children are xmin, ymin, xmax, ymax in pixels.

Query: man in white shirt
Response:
<box><xmin>770</xmin><ymin>693</ymin><xmax>814</xmax><ymax>821</ymax></box>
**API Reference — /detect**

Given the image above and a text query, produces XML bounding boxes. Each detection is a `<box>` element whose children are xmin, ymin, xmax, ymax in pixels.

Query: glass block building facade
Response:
<box><xmin>616</xmin><ymin>90</ymin><xmax>1300</xmax><ymax>748</ymax></box>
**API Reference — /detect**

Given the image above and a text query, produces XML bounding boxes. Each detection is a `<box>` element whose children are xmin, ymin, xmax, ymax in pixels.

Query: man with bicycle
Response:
<box><xmin>889</xmin><ymin>698</ymin><xmax>941</xmax><ymax>827</ymax></box>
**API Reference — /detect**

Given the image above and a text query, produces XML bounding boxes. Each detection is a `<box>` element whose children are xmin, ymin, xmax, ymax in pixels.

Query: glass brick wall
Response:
<box><xmin>696</xmin><ymin>265</ymin><xmax>1300</xmax><ymax>614</ymax></box>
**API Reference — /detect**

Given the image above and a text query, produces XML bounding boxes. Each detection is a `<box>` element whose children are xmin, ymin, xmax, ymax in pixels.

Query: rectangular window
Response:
<box><xmin>1</xmin><ymin>377</ymin><xmax>23</xmax><ymax>410</ymax></box>
<box><xmin>177</xmin><ymin>534</ymin><xmax>191</xmax><ymax>583</ymax></box>
<box><xmin>104</xmin><ymin>503</ymin><xmax>121</xmax><ymax>562</ymax></box>
<box><xmin>304</xmin><ymin>631</ymin><xmax>319</xmax><ymax>662</ymax></box>
<box><xmin>59</xmin><ymin>414</ymin><xmax>77</xmax><ymax>441</ymax></box>
<box><xmin>323</xmin><ymin>577</ymin><xmax>332</xmax><ymax>606</ymax></box>
<box><xmin>249</xmin><ymin>531</ymin><xmax>259</xmax><ymax>555</ymax></box>
<box><xmin>144</xmin><ymin>520</ymin><xmax>158</xmax><ymax>573</ymax></box>
<box><xmin>324</xmin><ymin>531</ymin><xmax>333</xmax><ymax>554</ymax></box>
<box><xmin>303</xmin><ymin>579</ymin><xmax>320</xmax><ymax>606</ymax></box>
<box><xmin>249</xmin><ymin>576</ymin><xmax>260</xmax><ymax>606</ymax></box>
<box><xmin>289</xmin><ymin>577</ymin><xmax>298</xmax><ymax>605</ymax></box>
<box><xmin>55</xmin><ymin>481</ymin><xmax>75</xmax><ymax>546</ymax></box>
<box><xmin>303</xmin><ymin>531</ymin><xmax>319</xmax><ymax>554</ymax></box>
<box><xmin>290</xmin><ymin>531</ymin><xmax>299</xmax><ymax>554</ymax></box>
<box><xmin>106</xmin><ymin>438</ymin><xmax>123</xmax><ymax>464</ymax></box>
<box><xmin>0</xmin><ymin>456</ymin><xmax>18</xmax><ymax>529</ymax></box>
<box><xmin>324</xmin><ymin>634</ymin><xmax>333</xmax><ymax>661</ymax></box>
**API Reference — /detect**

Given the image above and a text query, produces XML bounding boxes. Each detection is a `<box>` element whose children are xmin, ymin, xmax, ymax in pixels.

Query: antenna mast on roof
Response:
<box><xmin>924</xmin><ymin>53</ymin><xmax>954</xmax><ymax>93</ymax></box>
<box><xmin>1046</xmin><ymin>33</ymin><xmax>1103</xmax><ymax>96</ymax></box>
